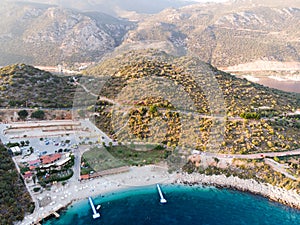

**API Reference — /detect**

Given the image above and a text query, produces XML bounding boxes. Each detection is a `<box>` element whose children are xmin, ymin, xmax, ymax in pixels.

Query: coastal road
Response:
<box><xmin>204</xmin><ymin>148</ymin><xmax>300</xmax><ymax>160</ymax></box>
<box><xmin>71</xmin><ymin>145</ymin><xmax>93</xmax><ymax>181</ymax></box>
<box><xmin>203</xmin><ymin>149</ymin><xmax>300</xmax><ymax>181</ymax></box>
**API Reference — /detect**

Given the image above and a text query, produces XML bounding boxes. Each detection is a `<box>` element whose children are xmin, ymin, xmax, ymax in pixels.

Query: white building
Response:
<box><xmin>10</xmin><ymin>146</ymin><xmax>21</xmax><ymax>154</ymax></box>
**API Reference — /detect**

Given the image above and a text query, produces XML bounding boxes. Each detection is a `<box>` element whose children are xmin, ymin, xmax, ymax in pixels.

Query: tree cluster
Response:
<box><xmin>0</xmin><ymin>144</ymin><xmax>34</xmax><ymax>225</ymax></box>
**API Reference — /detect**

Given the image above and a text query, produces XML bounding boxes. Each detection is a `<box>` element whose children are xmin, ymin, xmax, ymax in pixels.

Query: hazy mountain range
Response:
<box><xmin>0</xmin><ymin>0</ymin><xmax>299</xmax><ymax>68</ymax></box>
<box><xmin>4</xmin><ymin>0</ymin><xmax>196</xmax><ymax>15</ymax></box>
<box><xmin>123</xmin><ymin>0</ymin><xmax>300</xmax><ymax>67</ymax></box>
<box><xmin>0</xmin><ymin>1</ymin><xmax>136</xmax><ymax>65</ymax></box>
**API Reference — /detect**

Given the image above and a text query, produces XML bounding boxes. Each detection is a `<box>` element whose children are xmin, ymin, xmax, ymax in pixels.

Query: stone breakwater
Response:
<box><xmin>174</xmin><ymin>173</ymin><xmax>300</xmax><ymax>210</ymax></box>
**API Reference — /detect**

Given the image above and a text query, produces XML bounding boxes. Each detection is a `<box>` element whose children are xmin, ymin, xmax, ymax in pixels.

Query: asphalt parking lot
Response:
<box><xmin>0</xmin><ymin>119</ymin><xmax>115</xmax><ymax>161</ymax></box>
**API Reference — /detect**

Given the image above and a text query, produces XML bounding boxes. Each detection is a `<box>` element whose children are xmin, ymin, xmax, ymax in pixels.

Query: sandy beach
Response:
<box><xmin>19</xmin><ymin>165</ymin><xmax>300</xmax><ymax>225</ymax></box>
<box><xmin>19</xmin><ymin>165</ymin><xmax>175</xmax><ymax>225</ymax></box>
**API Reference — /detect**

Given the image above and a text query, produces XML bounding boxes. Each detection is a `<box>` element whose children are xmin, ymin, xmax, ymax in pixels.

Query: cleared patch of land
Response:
<box><xmin>82</xmin><ymin>147</ymin><xmax>126</xmax><ymax>173</ymax></box>
<box><xmin>106</xmin><ymin>145</ymin><xmax>169</xmax><ymax>166</ymax></box>
<box><xmin>81</xmin><ymin>144</ymin><xmax>169</xmax><ymax>175</ymax></box>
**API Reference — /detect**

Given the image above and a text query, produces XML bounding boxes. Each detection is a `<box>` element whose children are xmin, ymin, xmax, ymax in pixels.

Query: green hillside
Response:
<box><xmin>0</xmin><ymin>64</ymin><xmax>76</xmax><ymax>108</ymax></box>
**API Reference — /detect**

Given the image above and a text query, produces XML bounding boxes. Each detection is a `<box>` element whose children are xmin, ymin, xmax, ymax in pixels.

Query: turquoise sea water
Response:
<box><xmin>44</xmin><ymin>185</ymin><xmax>300</xmax><ymax>225</ymax></box>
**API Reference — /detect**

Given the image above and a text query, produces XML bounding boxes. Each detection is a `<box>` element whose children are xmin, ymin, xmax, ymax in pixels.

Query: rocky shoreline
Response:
<box><xmin>173</xmin><ymin>173</ymin><xmax>300</xmax><ymax>210</ymax></box>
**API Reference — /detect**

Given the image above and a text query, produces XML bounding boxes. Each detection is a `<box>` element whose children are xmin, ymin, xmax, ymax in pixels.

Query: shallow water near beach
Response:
<box><xmin>44</xmin><ymin>185</ymin><xmax>300</xmax><ymax>225</ymax></box>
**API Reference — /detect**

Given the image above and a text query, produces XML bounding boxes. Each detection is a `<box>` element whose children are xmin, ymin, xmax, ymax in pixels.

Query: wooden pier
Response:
<box><xmin>34</xmin><ymin>208</ymin><xmax>61</xmax><ymax>224</ymax></box>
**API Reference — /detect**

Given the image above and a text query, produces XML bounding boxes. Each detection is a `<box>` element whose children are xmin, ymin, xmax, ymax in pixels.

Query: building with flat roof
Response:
<box><xmin>10</xmin><ymin>146</ymin><xmax>21</xmax><ymax>155</ymax></box>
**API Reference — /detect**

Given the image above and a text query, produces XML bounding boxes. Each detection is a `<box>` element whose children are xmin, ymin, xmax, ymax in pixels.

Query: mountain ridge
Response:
<box><xmin>0</xmin><ymin>0</ymin><xmax>299</xmax><ymax>68</ymax></box>
<box><xmin>121</xmin><ymin>3</ymin><xmax>300</xmax><ymax>67</ymax></box>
